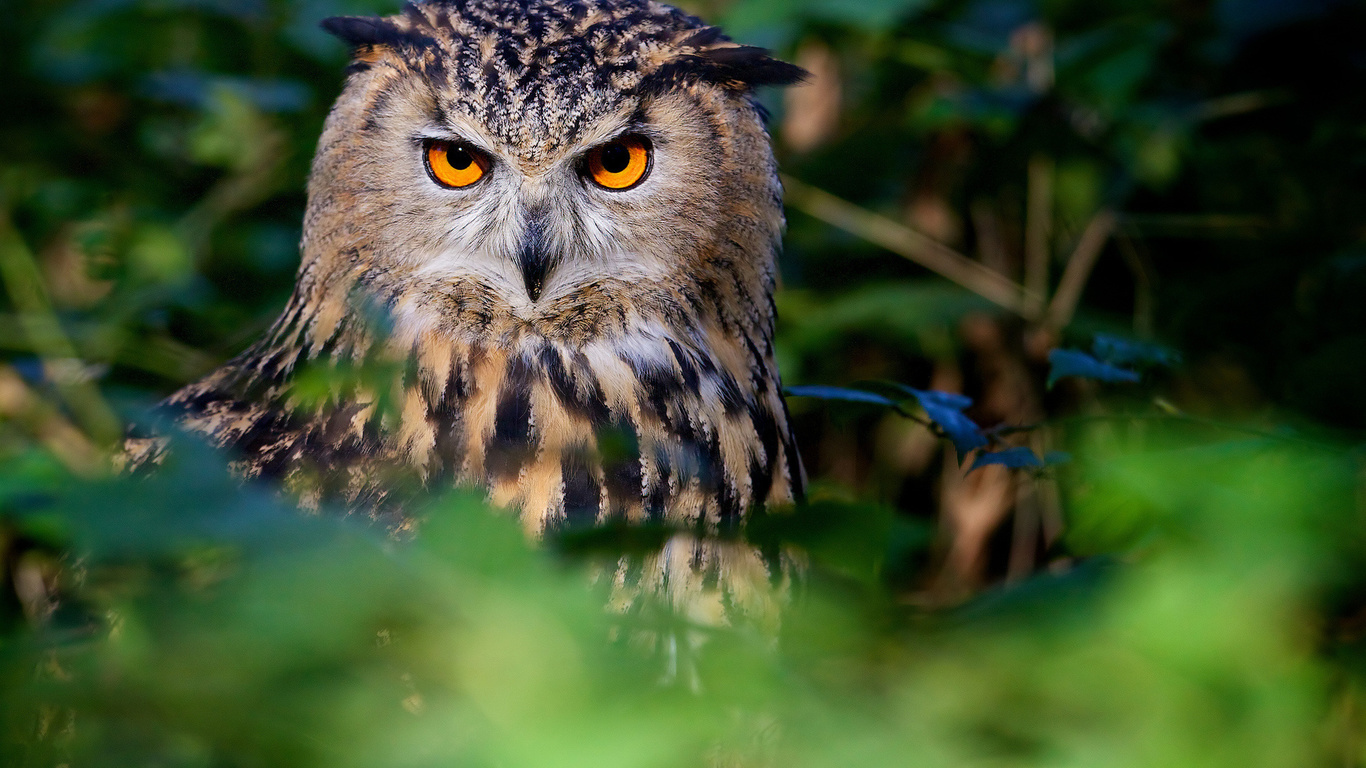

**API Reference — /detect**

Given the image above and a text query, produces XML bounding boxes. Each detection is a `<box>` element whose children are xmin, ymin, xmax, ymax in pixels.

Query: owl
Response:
<box><xmin>143</xmin><ymin>0</ymin><xmax>808</xmax><ymax>557</ymax></box>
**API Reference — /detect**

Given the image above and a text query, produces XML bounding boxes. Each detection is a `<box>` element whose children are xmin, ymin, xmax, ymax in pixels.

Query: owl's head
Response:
<box><xmin>301</xmin><ymin>0</ymin><xmax>805</xmax><ymax>347</ymax></box>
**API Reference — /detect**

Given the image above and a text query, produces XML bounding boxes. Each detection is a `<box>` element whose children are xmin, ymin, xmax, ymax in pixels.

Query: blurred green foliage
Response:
<box><xmin>3</xmin><ymin>0</ymin><xmax>1366</xmax><ymax>765</ymax></box>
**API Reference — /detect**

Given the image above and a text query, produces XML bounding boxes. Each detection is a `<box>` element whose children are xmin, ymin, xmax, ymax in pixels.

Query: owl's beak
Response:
<box><xmin>517</xmin><ymin>214</ymin><xmax>554</xmax><ymax>303</ymax></box>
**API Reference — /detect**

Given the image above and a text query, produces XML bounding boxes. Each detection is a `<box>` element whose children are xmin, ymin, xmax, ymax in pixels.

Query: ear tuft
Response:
<box><xmin>321</xmin><ymin>16</ymin><xmax>395</xmax><ymax>48</ymax></box>
<box><xmin>698</xmin><ymin>45</ymin><xmax>810</xmax><ymax>88</ymax></box>
<box><xmin>676</xmin><ymin>26</ymin><xmax>729</xmax><ymax>50</ymax></box>
<box><xmin>642</xmin><ymin>27</ymin><xmax>810</xmax><ymax>94</ymax></box>
<box><xmin>320</xmin><ymin>16</ymin><xmax>435</xmax><ymax>66</ymax></box>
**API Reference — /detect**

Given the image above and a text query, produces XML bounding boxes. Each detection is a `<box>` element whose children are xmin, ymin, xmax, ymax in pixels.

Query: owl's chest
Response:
<box><xmin>169</xmin><ymin>319</ymin><xmax>800</xmax><ymax>532</ymax></box>
<box><xmin>386</xmin><ymin>334</ymin><xmax>799</xmax><ymax>533</ymax></box>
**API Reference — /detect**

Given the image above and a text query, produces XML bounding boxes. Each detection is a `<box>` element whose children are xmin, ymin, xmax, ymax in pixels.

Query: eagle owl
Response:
<box><xmin>150</xmin><ymin>0</ymin><xmax>808</xmax><ymax>546</ymax></box>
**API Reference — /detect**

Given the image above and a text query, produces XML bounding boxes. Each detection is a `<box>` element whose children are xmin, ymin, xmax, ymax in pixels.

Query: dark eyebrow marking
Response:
<box><xmin>636</xmin><ymin>39</ymin><xmax>808</xmax><ymax>98</ymax></box>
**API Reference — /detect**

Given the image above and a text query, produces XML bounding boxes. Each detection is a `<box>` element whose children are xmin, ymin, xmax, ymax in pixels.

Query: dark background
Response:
<box><xmin>3</xmin><ymin>0</ymin><xmax>1366</xmax><ymax>764</ymax></box>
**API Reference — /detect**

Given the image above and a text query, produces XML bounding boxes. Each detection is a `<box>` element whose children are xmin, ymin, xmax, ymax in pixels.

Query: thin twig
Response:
<box><xmin>1024</xmin><ymin>155</ymin><xmax>1055</xmax><ymax>317</ymax></box>
<box><xmin>0</xmin><ymin>211</ymin><xmax>122</xmax><ymax>444</ymax></box>
<box><xmin>1007</xmin><ymin>484</ymin><xmax>1040</xmax><ymax>583</ymax></box>
<box><xmin>1035</xmin><ymin>425</ymin><xmax>1066</xmax><ymax>546</ymax></box>
<box><xmin>1193</xmin><ymin>89</ymin><xmax>1292</xmax><ymax>122</ymax></box>
<box><xmin>0</xmin><ymin>314</ymin><xmax>216</xmax><ymax>383</ymax></box>
<box><xmin>1045</xmin><ymin>209</ymin><xmax>1118</xmax><ymax>330</ymax></box>
<box><xmin>1115</xmin><ymin>227</ymin><xmax>1157</xmax><ymax>337</ymax></box>
<box><xmin>0</xmin><ymin>365</ymin><xmax>104</xmax><ymax>476</ymax></box>
<box><xmin>782</xmin><ymin>175</ymin><xmax>1045</xmax><ymax>320</ymax></box>
<box><xmin>970</xmin><ymin>200</ymin><xmax>1011</xmax><ymax>275</ymax></box>
<box><xmin>177</xmin><ymin>101</ymin><xmax>288</xmax><ymax>264</ymax></box>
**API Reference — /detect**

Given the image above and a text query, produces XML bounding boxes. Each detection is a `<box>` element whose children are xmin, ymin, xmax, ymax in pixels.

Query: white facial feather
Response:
<box><xmin>390</xmin><ymin>103</ymin><xmax>688</xmax><ymax>329</ymax></box>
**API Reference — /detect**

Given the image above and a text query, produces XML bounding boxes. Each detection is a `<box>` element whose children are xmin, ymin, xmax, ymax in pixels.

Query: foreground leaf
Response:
<box><xmin>969</xmin><ymin>447</ymin><xmax>1045</xmax><ymax>472</ymax></box>
<box><xmin>905</xmin><ymin>388</ymin><xmax>989</xmax><ymax>457</ymax></box>
<box><xmin>1092</xmin><ymin>334</ymin><xmax>1182</xmax><ymax>369</ymax></box>
<box><xmin>1047</xmin><ymin>349</ymin><xmax>1142</xmax><ymax>389</ymax></box>
<box><xmin>785</xmin><ymin>385</ymin><xmax>900</xmax><ymax>408</ymax></box>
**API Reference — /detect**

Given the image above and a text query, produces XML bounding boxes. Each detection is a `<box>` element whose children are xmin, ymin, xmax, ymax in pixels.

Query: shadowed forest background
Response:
<box><xmin>3</xmin><ymin>0</ymin><xmax>1366</xmax><ymax>765</ymax></box>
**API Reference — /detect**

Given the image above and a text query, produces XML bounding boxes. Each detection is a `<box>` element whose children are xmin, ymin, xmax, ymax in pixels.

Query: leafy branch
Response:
<box><xmin>787</xmin><ymin>332</ymin><xmax>1183</xmax><ymax>472</ymax></box>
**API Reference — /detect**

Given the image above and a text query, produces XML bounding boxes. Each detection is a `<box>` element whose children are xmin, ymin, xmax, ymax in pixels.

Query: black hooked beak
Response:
<box><xmin>517</xmin><ymin>213</ymin><xmax>555</xmax><ymax>303</ymax></box>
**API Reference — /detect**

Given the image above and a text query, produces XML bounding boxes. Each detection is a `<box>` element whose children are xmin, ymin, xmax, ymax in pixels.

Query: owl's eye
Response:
<box><xmin>586</xmin><ymin>135</ymin><xmax>652</xmax><ymax>191</ymax></box>
<box><xmin>425</xmin><ymin>141</ymin><xmax>490</xmax><ymax>189</ymax></box>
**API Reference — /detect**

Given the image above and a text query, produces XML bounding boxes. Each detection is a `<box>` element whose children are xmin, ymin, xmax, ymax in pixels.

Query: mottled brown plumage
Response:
<box><xmin>139</xmin><ymin>0</ymin><xmax>807</xmax><ymax>575</ymax></box>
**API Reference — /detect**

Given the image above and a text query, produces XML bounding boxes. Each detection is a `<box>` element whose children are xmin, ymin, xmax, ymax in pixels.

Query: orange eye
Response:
<box><xmin>426</xmin><ymin>141</ymin><xmax>489</xmax><ymax>188</ymax></box>
<box><xmin>586</xmin><ymin>135</ymin><xmax>652</xmax><ymax>190</ymax></box>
